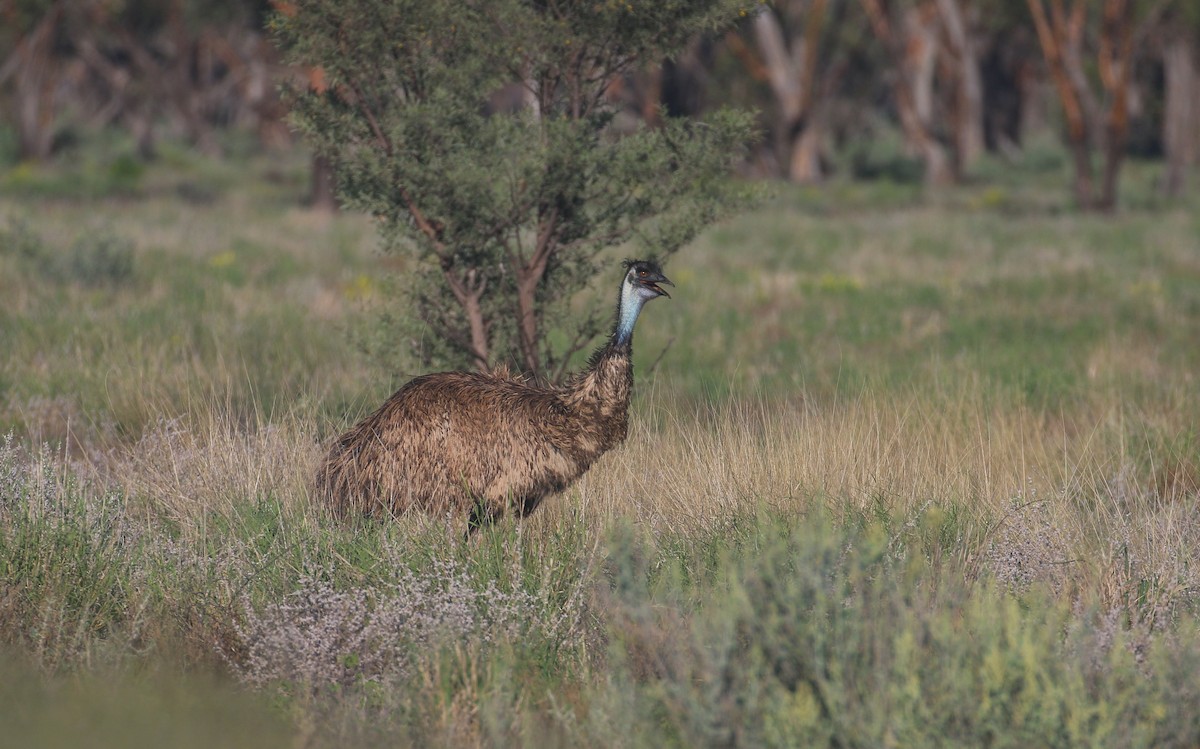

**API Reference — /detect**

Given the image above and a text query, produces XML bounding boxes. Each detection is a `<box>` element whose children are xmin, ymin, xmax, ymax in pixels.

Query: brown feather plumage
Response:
<box><xmin>314</xmin><ymin>260</ymin><xmax>670</xmax><ymax>529</ymax></box>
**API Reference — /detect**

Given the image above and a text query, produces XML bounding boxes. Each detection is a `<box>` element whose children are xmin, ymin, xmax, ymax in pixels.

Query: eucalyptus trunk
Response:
<box><xmin>1161</xmin><ymin>33</ymin><xmax>1197</xmax><ymax>197</ymax></box>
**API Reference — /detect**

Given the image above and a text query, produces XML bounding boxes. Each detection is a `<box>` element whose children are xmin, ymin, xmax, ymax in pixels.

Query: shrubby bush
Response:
<box><xmin>274</xmin><ymin>0</ymin><xmax>755</xmax><ymax>377</ymax></box>
<box><xmin>587</xmin><ymin>516</ymin><xmax>1200</xmax><ymax>748</ymax></box>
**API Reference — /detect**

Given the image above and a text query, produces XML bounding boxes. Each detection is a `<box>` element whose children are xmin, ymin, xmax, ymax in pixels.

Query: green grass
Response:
<box><xmin>2</xmin><ymin>132</ymin><xmax>1200</xmax><ymax>746</ymax></box>
<box><xmin>657</xmin><ymin>194</ymin><xmax>1200</xmax><ymax>407</ymax></box>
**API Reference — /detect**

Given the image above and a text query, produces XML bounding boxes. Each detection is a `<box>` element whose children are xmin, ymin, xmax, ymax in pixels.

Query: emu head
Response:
<box><xmin>615</xmin><ymin>259</ymin><xmax>673</xmax><ymax>345</ymax></box>
<box><xmin>623</xmin><ymin>258</ymin><xmax>673</xmax><ymax>302</ymax></box>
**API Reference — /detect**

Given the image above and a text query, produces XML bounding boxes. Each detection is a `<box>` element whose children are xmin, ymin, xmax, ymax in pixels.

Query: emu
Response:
<box><xmin>315</xmin><ymin>259</ymin><xmax>673</xmax><ymax>532</ymax></box>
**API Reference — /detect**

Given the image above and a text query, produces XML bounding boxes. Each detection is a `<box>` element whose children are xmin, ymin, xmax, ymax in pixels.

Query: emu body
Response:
<box><xmin>315</xmin><ymin>260</ymin><xmax>671</xmax><ymax>528</ymax></box>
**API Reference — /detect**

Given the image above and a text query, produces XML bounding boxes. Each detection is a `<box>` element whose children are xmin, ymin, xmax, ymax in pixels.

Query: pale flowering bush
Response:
<box><xmin>984</xmin><ymin>487</ymin><xmax>1077</xmax><ymax>595</ymax></box>
<box><xmin>0</xmin><ymin>430</ymin><xmax>138</xmax><ymax>552</ymax></box>
<box><xmin>233</xmin><ymin>557</ymin><xmax>541</xmax><ymax>690</ymax></box>
<box><xmin>0</xmin><ymin>432</ymin><xmax>62</xmax><ymax>516</ymax></box>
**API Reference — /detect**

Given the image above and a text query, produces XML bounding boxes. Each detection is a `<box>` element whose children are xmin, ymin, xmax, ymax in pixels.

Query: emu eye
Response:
<box><xmin>638</xmin><ymin>269</ymin><xmax>647</xmax><ymax>276</ymax></box>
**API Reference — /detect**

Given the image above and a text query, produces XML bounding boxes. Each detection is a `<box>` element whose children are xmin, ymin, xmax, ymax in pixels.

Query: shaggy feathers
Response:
<box><xmin>315</xmin><ymin>260</ymin><xmax>671</xmax><ymax>529</ymax></box>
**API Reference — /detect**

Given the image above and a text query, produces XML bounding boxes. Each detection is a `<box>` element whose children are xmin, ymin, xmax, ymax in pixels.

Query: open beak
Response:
<box><xmin>643</xmin><ymin>273</ymin><xmax>674</xmax><ymax>299</ymax></box>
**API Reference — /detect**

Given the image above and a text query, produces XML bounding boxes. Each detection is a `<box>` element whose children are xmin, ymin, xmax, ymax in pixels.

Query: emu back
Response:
<box><xmin>316</xmin><ymin>349</ymin><xmax>632</xmax><ymax>523</ymax></box>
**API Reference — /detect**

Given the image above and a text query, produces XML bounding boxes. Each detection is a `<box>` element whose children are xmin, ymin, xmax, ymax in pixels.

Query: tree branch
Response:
<box><xmin>551</xmin><ymin>310</ymin><xmax>604</xmax><ymax>384</ymax></box>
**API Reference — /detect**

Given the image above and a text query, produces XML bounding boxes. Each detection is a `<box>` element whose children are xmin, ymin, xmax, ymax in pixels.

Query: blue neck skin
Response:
<box><xmin>614</xmin><ymin>278</ymin><xmax>647</xmax><ymax>348</ymax></box>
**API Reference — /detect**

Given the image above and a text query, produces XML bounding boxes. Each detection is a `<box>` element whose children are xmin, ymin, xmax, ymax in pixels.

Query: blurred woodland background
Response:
<box><xmin>2</xmin><ymin>0</ymin><xmax>1198</xmax><ymax>210</ymax></box>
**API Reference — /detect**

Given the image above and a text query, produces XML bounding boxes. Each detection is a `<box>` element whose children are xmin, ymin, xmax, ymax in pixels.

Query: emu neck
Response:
<box><xmin>613</xmin><ymin>280</ymin><xmax>646</xmax><ymax>348</ymax></box>
<box><xmin>567</xmin><ymin>343</ymin><xmax>634</xmax><ymax>424</ymax></box>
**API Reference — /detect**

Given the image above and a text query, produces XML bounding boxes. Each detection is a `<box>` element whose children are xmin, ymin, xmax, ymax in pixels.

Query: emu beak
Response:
<box><xmin>646</xmin><ymin>273</ymin><xmax>673</xmax><ymax>299</ymax></box>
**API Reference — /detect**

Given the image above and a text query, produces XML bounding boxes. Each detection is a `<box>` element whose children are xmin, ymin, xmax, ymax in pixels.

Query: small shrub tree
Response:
<box><xmin>273</xmin><ymin>0</ymin><xmax>755</xmax><ymax>379</ymax></box>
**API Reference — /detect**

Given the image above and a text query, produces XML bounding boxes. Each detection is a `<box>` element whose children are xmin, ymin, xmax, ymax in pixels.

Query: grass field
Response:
<box><xmin>2</xmin><ymin>135</ymin><xmax>1200</xmax><ymax>746</ymax></box>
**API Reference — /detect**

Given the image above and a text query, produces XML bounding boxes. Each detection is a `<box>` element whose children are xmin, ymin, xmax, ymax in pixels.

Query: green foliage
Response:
<box><xmin>0</xmin><ymin>217</ymin><xmax>44</xmax><ymax>260</ymax></box>
<box><xmin>592</xmin><ymin>515</ymin><xmax>1200</xmax><ymax>748</ymax></box>
<box><xmin>59</xmin><ymin>233</ymin><xmax>137</xmax><ymax>287</ymax></box>
<box><xmin>0</xmin><ymin>140</ymin><xmax>147</xmax><ymax>199</ymax></box>
<box><xmin>274</xmin><ymin>0</ymin><xmax>756</xmax><ymax>376</ymax></box>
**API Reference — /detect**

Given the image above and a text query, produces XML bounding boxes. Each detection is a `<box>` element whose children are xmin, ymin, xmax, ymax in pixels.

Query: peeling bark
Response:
<box><xmin>1028</xmin><ymin>0</ymin><xmax>1093</xmax><ymax>207</ymax></box>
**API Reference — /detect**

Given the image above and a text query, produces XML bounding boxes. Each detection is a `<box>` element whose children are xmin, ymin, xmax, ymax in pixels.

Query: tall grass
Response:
<box><xmin>1</xmin><ymin>140</ymin><xmax>1199</xmax><ymax>745</ymax></box>
<box><xmin>4</xmin><ymin>423</ymin><xmax>1200</xmax><ymax>745</ymax></box>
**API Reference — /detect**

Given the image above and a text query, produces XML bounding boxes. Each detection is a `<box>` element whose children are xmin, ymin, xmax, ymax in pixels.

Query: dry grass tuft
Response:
<box><xmin>568</xmin><ymin>388</ymin><xmax>1055</xmax><ymax>532</ymax></box>
<box><xmin>547</xmin><ymin>385</ymin><xmax>1199</xmax><ymax>622</ymax></box>
<box><xmin>102</xmin><ymin>407</ymin><xmax>324</xmax><ymax>530</ymax></box>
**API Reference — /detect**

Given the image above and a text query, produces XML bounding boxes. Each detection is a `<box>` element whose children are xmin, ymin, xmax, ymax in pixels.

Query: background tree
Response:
<box><xmin>1159</xmin><ymin>3</ymin><xmax>1199</xmax><ymax>196</ymax></box>
<box><xmin>1026</xmin><ymin>0</ymin><xmax>1162</xmax><ymax>211</ymax></box>
<box><xmin>0</xmin><ymin>0</ymin><xmax>279</xmax><ymax>162</ymax></box>
<box><xmin>77</xmin><ymin>0</ymin><xmax>277</xmax><ymax>159</ymax></box>
<box><xmin>745</xmin><ymin>0</ymin><xmax>865</xmax><ymax>183</ymax></box>
<box><xmin>273</xmin><ymin>0</ymin><xmax>754</xmax><ymax>380</ymax></box>
<box><xmin>934</xmin><ymin>0</ymin><xmax>985</xmax><ymax>172</ymax></box>
<box><xmin>0</xmin><ymin>0</ymin><xmax>65</xmax><ymax>161</ymax></box>
<box><xmin>2</xmin><ymin>0</ymin><xmax>1191</xmax><ymax>214</ymax></box>
<box><xmin>860</xmin><ymin>0</ymin><xmax>954</xmax><ymax>185</ymax></box>
<box><xmin>976</xmin><ymin>0</ymin><xmax>1042</xmax><ymax>156</ymax></box>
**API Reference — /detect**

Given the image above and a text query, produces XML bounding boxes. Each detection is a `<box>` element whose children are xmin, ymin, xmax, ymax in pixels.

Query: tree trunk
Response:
<box><xmin>1161</xmin><ymin>33</ymin><xmax>1197</xmax><ymax>196</ymax></box>
<box><xmin>513</xmin><ymin>208</ymin><xmax>557</xmax><ymax>376</ymax></box>
<box><xmin>906</xmin><ymin>4</ymin><xmax>939</xmax><ymax>127</ymax></box>
<box><xmin>441</xmin><ymin>264</ymin><xmax>491</xmax><ymax>371</ymax></box>
<box><xmin>935</xmin><ymin>0</ymin><xmax>985</xmax><ymax>171</ymax></box>
<box><xmin>8</xmin><ymin>5</ymin><xmax>63</xmax><ymax>161</ymax></box>
<box><xmin>751</xmin><ymin>4</ymin><xmax>830</xmax><ymax>183</ymax></box>
<box><xmin>788</xmin><ymin>119</ymin><xmax>825</xmax><ymax>183</ymax></box>
<box><xmin>1027</xmin><ymin>0</ymin><xmax>1143</xmax><ymax>211</ymax></box>
<box><xmin>1096</xmin><ymin>83</ymin><xmax>1126</xmax><ymax>213</ymax></box>
<box><xmin>166</xmin><ymin>3</ymin><xmax>222</xmax><ymax>157</ymax></box>
<box><xmin>1016</xmin><ymin>55</ymin><xmax>1045</xmax><ymax>147</ymax></box>
<box><xmin>1028</xmin><ymin>0</ymin><xmax>1096</xmax><ymax>208</ymax></box>
<box><xmin>515</xmin><ymin>272</ymin><xmax>542</xmax><ymax>376</ymax></box>
<box><xmin>1067</xmin><ymin>137</ymin><xmax>1094</xmax><ymax>207</ymax></box>
<box><xmin>861</xmin><ymin>0</ymin><xmax>954</xmax><ymax>186</ymax></box>
<box><xmin>309</xmin><ymin>154</ymin><xmax>338</xmax><ymax>212</ymax></box>
<box><xmin>1095</xmin><ymin>0</ymin><xmax>1133</xmax><ymax>212</ymax></box>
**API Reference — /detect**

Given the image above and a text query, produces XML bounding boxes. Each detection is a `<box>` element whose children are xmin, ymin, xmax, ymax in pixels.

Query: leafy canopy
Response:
<box><xmin>274</xmin><ymin>0</ymin><xmax>756</xmax><ymax>378</ymax></box>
